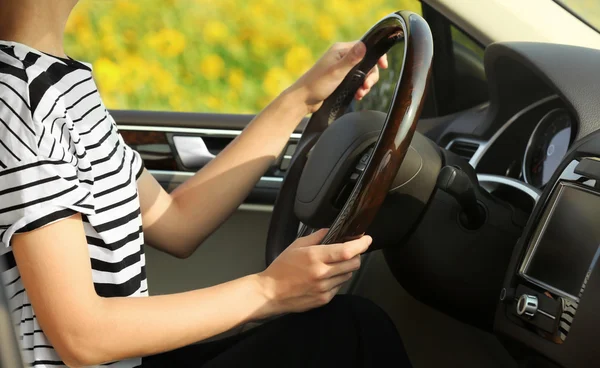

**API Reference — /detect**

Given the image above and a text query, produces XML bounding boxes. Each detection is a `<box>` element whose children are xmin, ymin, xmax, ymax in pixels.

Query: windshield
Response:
<box><xmin>557</xmin><ymin>0</ymin><xmax>600</xmax><ymax>31</ymax></box>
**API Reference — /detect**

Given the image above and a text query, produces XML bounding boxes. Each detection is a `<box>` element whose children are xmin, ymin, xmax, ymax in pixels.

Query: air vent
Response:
<box><xmin>447</xmin><ymin>140</ymin><xmax>480</xmax><ymax>162</ymax></box>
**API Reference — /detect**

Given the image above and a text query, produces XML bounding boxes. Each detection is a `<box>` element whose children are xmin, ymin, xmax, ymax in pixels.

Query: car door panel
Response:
<box><xmin>114</xmin><ymin>110</ymin><xmax>300</xmax><ymax>295</ymax></box>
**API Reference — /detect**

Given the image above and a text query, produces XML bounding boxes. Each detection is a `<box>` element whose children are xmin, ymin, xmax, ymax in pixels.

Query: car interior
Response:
<box><xmin>2</xmin><ymin>1</ymin><xmax>600</xmax><ymax>367</ymax></box>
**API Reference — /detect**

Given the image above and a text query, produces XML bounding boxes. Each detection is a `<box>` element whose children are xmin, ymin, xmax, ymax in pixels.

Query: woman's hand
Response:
<box><xmin>288</xmin><ymin>41</ymin><xmax>388</xmax><ymax>114</ymax></box>
<box><xmin>257</xmin><ymin>229</ymin><xmax>372</xmax><ymax>314</ymax></box>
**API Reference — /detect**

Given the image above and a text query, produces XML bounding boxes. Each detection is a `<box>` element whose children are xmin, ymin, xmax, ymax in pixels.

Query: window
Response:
<box><xmin>450</xmin><ymin>25</ymin><xmax>488</xmax><ymax>112</ymax></box>
<box><xmin>420</xmin><ymin>3</ymin><xmax>488</xmax><ymax>117</ymax></box>
<box><xmin>556</xmin><ymin>0</ymin><xmax>600</xmax><ymax>32</ymax></box>
<box><xmin>65</xmin><ymin>0</ymin><xmax>421</xmax><ymax>113</ymax></box>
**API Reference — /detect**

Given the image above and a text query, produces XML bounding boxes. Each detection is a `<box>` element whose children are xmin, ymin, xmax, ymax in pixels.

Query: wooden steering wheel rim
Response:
<box><xmin>266</xmin><ymin>11</ymin><xmax>433</xmax><ymax>265</ymax></box>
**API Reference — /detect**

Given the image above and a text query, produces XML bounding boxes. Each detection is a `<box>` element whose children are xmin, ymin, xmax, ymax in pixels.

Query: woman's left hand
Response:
<box><xmin>288</xmin><ymin>41</ymin><xmax>388</xmax><ymax>114</ymax></box>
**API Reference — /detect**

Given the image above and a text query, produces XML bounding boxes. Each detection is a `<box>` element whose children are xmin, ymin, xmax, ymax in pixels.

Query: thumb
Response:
<box><xmin>337</xmin><ymin>41</ymin><xmax>366</xmax><ymax>75</ymax></box>
<box><xmin>292</xmin><ymin>228</ymin><xmax>329</xmax><ymax>248</ymax></box>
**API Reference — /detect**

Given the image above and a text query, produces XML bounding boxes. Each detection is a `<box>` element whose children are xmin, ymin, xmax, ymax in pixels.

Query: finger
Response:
<box><xmin>355</xmin><ymin>79</ymin><xmax>374</xmax><ymax>100</ymax></box>
<box><xmin>364</xmin><ymin>66</ymin><xmax>379</xmax><ymax>89</ymax></box>
<box><xmin>378</xmin><ymin>54</ymin><xmax>389</xmax><ymax>69</ymax></box>
<box><xmin>319</xmin><ymin>235</ymin><xmax>372</xmax><ymax>263</ymax></box>
<box><xmin>323</xmin><ymin>255</ymin><xmax>361</xmax><ymax>278</ymax></box>
<box><xmin>317</xmin><ymin>272</ymin><xmax>353</xmax><ymax>292</ymax></box>
<box><xmin>363</xmin><ymin>64</ymin><xmax>378</xmax><ymax>80</ymax></box>
<box><xmin>354</xmin><ymin>65</ymin><xmax>378</xmax><ymax>100</ymax></box>
<box><xmin>336</xmin><ymin>41</ymin><xmax>366</xmax><ymax>76</ymax></box>
<box><xmin>331</xmin><ymin>41</ymin><xmax>358</xmax><ymax>58</ymax></box>
<box><xmin>354</xmin><ymin>88</ymin><xmax>370</xmax><ymax>101</ymax></box>
<box><xmin>328</xmin><ymin>285</ymin><xmax>343</xmax><ymax>299</ymax></box>
<box><xmin>316</xmin><ymin>285</ymin><xmax>342</xmax><ymax>307</ymax></box>
<box><xmin>293</xmin><ymin>228</ymin><xmax>328</xmax><ymax>248</ymax></box>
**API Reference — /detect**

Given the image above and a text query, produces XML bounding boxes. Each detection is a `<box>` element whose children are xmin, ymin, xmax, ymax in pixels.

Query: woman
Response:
<box><xmin>0</xmin><ymin>0</ymin><xmax>412</xmax><ymax>367</ymax></box>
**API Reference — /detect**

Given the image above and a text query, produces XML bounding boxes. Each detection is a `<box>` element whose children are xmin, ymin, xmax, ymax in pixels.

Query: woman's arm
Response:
<box><xmin>137</xmin><ymin>89</ymin><xmax>306</xmax><ymax>258</ymax></box>
<box><xmin>139</xmin><ymin>41</ymin><xmax>386</xmax><ymax>258</ymax></box>
<box><xmin>13</xmin><ymin>214</ymin><xmax>370</xmax><ymax>366</ymax></box>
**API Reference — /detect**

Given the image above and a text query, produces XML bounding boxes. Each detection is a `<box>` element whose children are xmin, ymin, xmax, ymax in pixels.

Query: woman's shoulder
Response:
<box><xmin>0</xmin><ymin>42</ymin><xmax>96</xmax><ymax>167</ymax></box>
<box><xmin>0</xmin><ymin>49</ymin><xmax>43</xmax><ymax>167</ymax></box>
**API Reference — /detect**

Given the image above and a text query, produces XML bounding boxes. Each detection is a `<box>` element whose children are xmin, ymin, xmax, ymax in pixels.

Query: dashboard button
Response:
<box><xmin>574</xmin><ymin>157</ymin><xmax>600</xmax><ymax>181</ymax></box>
<box><xmin>517</xmin><ymin>294</ymin><xmax>538</xmax><ymax>318</ymax></box>
<box><xmin>280</xmin><ymin>157</ymin><xmax>291</xmax><ymax>171</ymax></box>
<box><xmin>356</xmin><ymin>162</ymin><xmax>367</xmax><ymax>172</ymax></box>
<box><xmin>499</xmin><ymin>287</ymin><xmax>516</xmax><ymax>304</ymax></box>
<box><xmin>284</xmin><ymin>144</ymin><xmax>297</xmax><ymax>157</ymax></box>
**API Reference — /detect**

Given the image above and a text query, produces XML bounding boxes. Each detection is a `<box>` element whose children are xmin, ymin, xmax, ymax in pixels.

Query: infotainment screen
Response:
<box><xmin>520</xmin><ymin>182</ymin><xmax>600</xmax><ymax>301</ymax></box>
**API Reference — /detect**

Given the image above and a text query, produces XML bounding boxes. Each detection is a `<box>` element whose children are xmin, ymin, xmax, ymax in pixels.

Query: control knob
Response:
<box><xmin>517</xmin><ymin>294</ymin><xmax>538</xmax><ymax>318</ymax></box>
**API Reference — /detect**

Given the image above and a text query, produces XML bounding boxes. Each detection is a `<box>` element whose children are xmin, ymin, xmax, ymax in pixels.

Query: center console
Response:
<box><xmin>495</xmin><ymin>133</ymin><xmax>600</xmax><ymax>366</ymax></box>
<box><xmin>519</xmin><ymin>182</ymin><xmax>600</xmax><ymax>306</ymax></box>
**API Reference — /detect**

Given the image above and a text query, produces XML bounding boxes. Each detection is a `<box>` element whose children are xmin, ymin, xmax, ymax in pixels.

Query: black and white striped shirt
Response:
<box><xmin>0</xmin><ymin>41</ymin><xmax>147</xmax><ymax>367</ymax></box>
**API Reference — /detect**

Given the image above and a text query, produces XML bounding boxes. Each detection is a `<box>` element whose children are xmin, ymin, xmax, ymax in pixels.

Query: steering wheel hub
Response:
<box><xmin>295</xmin><ymin>111</ymin><xmax>385</xmax><ymax>228</ymax></box>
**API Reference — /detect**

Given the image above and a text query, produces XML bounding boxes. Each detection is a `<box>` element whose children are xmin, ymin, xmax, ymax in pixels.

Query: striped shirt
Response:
<box><xmin>0</xmin><ymin>41</ymin><xmax>147</xmax><ymax>367</ymax></box>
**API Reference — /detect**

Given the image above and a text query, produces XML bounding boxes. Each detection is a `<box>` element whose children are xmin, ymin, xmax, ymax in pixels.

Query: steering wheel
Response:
<box><xmin>266</xmin><ymin>11</ymin><xmax>433</xmax><ymax>265</ymax></box>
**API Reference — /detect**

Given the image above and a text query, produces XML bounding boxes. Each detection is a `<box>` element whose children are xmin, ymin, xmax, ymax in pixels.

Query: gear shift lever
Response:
<box><xmin>436</xmin><ymin>165</ymin><xmax>486</xmax><ymax>229</ymax></box>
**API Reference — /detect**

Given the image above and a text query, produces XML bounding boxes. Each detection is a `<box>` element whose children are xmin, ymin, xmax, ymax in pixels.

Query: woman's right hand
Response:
<box><xmin>257</xmin><ymin>229</ymin><xmax>372</xmax><ymax>315</ymax></box>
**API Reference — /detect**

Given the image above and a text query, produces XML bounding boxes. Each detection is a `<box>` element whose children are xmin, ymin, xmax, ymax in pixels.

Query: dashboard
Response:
<box><xmin>522</xmin><ymin>108</ymin><xmax>574</xmax><ymax>188</ymax></box>
<box><xmin>446</xmin><ymin>97</ymin><xmax>576</xmax><ymax>190</ymax></box>
<box><xmin>419</xmin><ymin>41</ymin><xmax>600</xmax><ymax>367</ymax></box>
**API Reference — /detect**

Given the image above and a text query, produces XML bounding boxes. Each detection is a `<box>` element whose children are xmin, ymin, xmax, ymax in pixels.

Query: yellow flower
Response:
<box><xmin>65</xmin><ymin>11</ymin><xmax>87</xmax><ymax>35</ymax></box>
<box><xmin>100</xmin><ymin>35</ymin><xmax>120</xmax><ymax>58</ymax></box>
<box><xmin>263</xmin><ymin>67</ymin><xmax>293</xmax><ymax>98</ymax></box>
<box><xmin>250</xmin><ymin>36</ymin><xmax>269</xmax><ymax>57</ymax></box>
<box><xmin>123</xmin><ymin>30</ymin><xmax>138</xmax><ymax>45</ymax></box>
<box><xmin>169</xmin><ymin>94</ymin><xmax>183</xmax><ymax>110</ymax></box>
<box><xmin>203</xmin><ymin>21</ymin><xmax>229</xmax><ymax>45</ymax></box>
<box><xmin>291</xmin><ymin>2</ymin><xmax>315</xmax><ymax>19</ymax></box>
<box><xmin>115</xmin><ymin>0</ymin><xmax>140</xmax><ymax>15</ymax></box>
<box><xmin>200</xmin><ymin>54</ymin><xmax>225</xmax><ymax>80</ymax></box>
<box><xmin>248</xmin><ymin>3</ymin><xmax>266</xmax><ymax>19</ymax></box>
<box><xmin>206</xmin><ymin>96</ymin><xmax>222</xmax><ymax>110</ymax></box>
<box><xmin>73</xmin><ymin>26</ymin><xmax>96</xmax><ymax>53</ymax></box>
<box><xmin>316</xmin><ymin>15</ymin><xmax>336</xmax><ymax>41</ymax></box>
<box><xmin>98</xmin><ymin>16</ymin><xmax>115</xmax><ymax>35</ymax></box>
<box><xmin>121</xmin><ymin>55</ymin><xmax>152</xmax><ymax>93</ymax></box>
<box><xmin>169</xmin><ymin>93</ymin><xmax>192</xmax><ymax>111</ymax></box>
<box><xmin>146</xmin><ymin>29</ymin><xmax>187</xmax><ymax>58</ymax></box>
<box><xmin>265</xmin><ymin>31</ymin><xmax>294</xmax><ymax>49</ymax></box>
<box><xmin>149</xmin><ymin>64</ymin><xmax>177</xmax><ymax>95</ymax></box>
<box><xmin>325</xmin><ymin>0</ymin><xmax>351</xmax><ymax>14</ymax></box>
<box><xmin>93</xmin><ymin>57</ymin><xmax>122</xmax><ymax>94</ymax></box>
<box><xmin>284</xmin><ymin>46</ymin><xmax>313</xmax><ymax>75</ymax></box>
<box><xmin>226</xmin><ymin>90</ymin><xmax>239</xmax><ymax>104</ymax></box>
<box><xmin>228</xmin><ymin>69</ymin><xmax>244</xmax><ymax>90</ymax></box>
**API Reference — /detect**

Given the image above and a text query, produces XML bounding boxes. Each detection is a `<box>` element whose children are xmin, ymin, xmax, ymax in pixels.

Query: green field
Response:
<box><xmin>65</xmin><ymin>0</ymin><xmax>421</xmax><ymax>113</ymax></box>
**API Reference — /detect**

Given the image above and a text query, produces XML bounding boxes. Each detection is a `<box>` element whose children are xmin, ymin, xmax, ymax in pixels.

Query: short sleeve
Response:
<box><xmin>117</xmin><ymin>127</ymin><xmax>145</xmax><ymax>181</ymax></box>
<box><xmin>0</xmin><ymin>157</ymin><xmax>95</xmax><ymax>246</ymax></box>
<box><xmin>131</xmin><ymin>146</ymin><xmax>145</xmax><ymax>180</ymax></box>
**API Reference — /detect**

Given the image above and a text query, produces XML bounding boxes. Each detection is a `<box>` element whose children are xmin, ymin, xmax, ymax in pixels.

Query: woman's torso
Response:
<box><xmin>0</xmin><ymin>41</ymin><xmax>147</xmax><ymax>368</ymax></box>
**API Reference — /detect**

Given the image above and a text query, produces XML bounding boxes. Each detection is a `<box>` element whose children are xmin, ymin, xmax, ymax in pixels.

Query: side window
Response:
<box><xmin>419</xmin><ymin>3</ymin><xmax>488</xmax><ymax>117</ymax></box>
<box><xmin>65</xmin><ymin>0</ymin><xmax>422</xmax><ymax>114</ymax></box>
<box><xmin>450</xmin><ymin>25</ymin><xmax>488</xmax><ymax>111</ymax></box>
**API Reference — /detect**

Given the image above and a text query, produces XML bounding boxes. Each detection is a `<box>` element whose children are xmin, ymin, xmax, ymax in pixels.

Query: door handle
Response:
<box><xmin>173</xmin><ymin>136</ymin><xmax>217</xmax><ymax>169</ymax></box>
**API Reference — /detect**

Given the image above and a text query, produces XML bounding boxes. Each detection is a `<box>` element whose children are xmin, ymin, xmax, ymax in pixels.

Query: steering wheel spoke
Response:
<box><xmin>297</xmin><ymin>223</ymin><xmax>315</xmax><ymax>238</ymax></box>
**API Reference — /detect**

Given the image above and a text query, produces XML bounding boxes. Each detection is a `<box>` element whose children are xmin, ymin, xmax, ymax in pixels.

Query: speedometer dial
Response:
<box><xmin>523</xmin><ymin>109</ymin><xmax>573</xmax><ymax>188</ymax></box>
